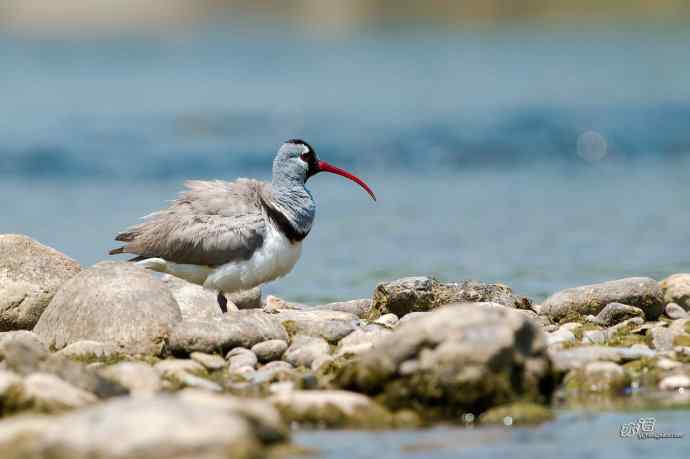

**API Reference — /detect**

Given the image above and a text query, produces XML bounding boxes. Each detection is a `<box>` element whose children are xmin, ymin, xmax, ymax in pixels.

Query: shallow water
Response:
<box><xmin>295</xmin><ymin>410</ymin><xmax>690</xmax><ymax>459</ymax></box>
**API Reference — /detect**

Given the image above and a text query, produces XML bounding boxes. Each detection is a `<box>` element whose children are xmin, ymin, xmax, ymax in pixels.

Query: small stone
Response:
<box><xmin>665</xmin><ymin>303</ymin><xmax>688</xmax><ymax>320</ymax></box>
<box><xmin>546</xmin><ymin>329</ymin><xmax>576</xmax><ymax>346</ymax></box>
<box><xmin>374</xmin><ymin>314</ymin><xmax>399</xmax><ymax>328</ymax></box>
<box><xmin>659</xmin><ymin>374</ymin><xmax>690</xmax><ymax>391</ymax></box>
<box><xmin>316</xmin><ymin>299</ymin><xmax>373</xmax><ymax>319</ymax></box>
<box><xmin>396</xmin><ymin>311</ymin><xmax>429</xmax><ymax>326</ymax></box>
<box><xmin>56</xmin><ymin>340</ymin><xmax>121</xmax><ymax>362</ymax></box>
<box><xmin>311</xmin><ymin>354</ymin><xmax>334</xmax><ymax>372</ymax></box>
<box><xmin>550</xmin><ymin>345</ymin><xmax>656</xmax><ymax>371</ymax></box>
<box><xmin>660</xmin><ymin>274</ymin><xmax>690</xmax><ymax>310</ymax></box>
<box><xmin>479</xmin><ymin>402</ymin><xmax>554</xmax><ymax>426</ymax></box>
<box><xmin>0</xmin><ymin>369</ymin><xmax>23</xmax><ymax>405</ymax></box>
<box><xmin>174</xmin><ymin>372</ymin><xmax>222</xmax><ymax>392</ymax></box>
<box><xmin>252</xmin><ymin>361</ymin><xmax>295</xmax><ymax>384</ymax></box>
<box><xmin>650</xmin><ymin>327</ymin><xmax>675</xmax><ymax>352</ymax></box>
<box><xmin>582</xmin><ymin>361</ymin><xmax>625</xmax><ymax>392</ymax></box>
<box><xmin>154</xmin><ymin>359</ymin><xmax>206</xmax><ymax>380</ymax></box>
<box><xmin>271</xmin><ymin>309</ymin><xmax>358</xmax><ymax>343</ymax></box>
<box><xmin>226</xmin><ymin>287</ymin><xmax>262</xmax><ymax>310</ymax></box>
<box><xmin>335</xmin><ymin>327</ymin><xmax>392</xmax><ymax>358</ymax></box>
<box><xmin>252</xmin><ymin>340</ymin><xmax>288</xmax><ymax>363</ymax></box>
<box><xmin>559</xmin><ymin>322</ymin><xmax>583</xmax><ymax>333</ymax></box>
<box><xmin>270</xmin><ymin>390</ymin><xmax>392</xmax><ymax>428</ymax></box>
<box><xmin>283</xmin><ymin>335</ymin><xmax>330</xmax><ymax>368</ymax></box>
<box><xmin>583</xmin><ymin>330</ymin><xmax>606</xmax><ymax>344</ymax></box>
<box><xmin>162</xmin><ymin>274</ymin><xmax>235</xmax><ymax>321</ymax></box>
<box><xmin>230</xmin><ymin>366</ymin><xmax>256</xmax><ymax>380</ymax></box>
<box><xmin>190</xmin><ymin>352</ymin><xmax>227</xmax><ymax>371</ymax></box>
<box><xmin>593</xmin><ymin>303</ymin><xmax>645</xmax><ymax>326</ymax></box>
<box><xmin>20</xmin><ymin>373</ymin><xmax>97</xmax><ymax>413</ymax></box>
<box><xmin>226</xmin><ymin>348</ymin><xmax>258</xmax><ymax>370</ymax></box>
<box><xmin>656</xmin><ymin>358</ymin><xmax>682</xmax><ymax>371</ymax></box>
<box><xmin>100</xmin><ymin>362</ymin><xmax>161</xmax><ymax>395</ymax></box>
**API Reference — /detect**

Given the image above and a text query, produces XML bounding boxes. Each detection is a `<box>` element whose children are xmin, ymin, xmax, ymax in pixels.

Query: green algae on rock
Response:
<box><xmin>479</xmin><ymin>401</ymin><xmax>554</xmax><ymax>426</ymax></box>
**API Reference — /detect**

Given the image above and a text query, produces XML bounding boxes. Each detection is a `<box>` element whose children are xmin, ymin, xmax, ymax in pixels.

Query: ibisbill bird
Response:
<box><xmin>109</xmin><ymin>139</ymin><xmax>376</xmax><ymax>312</ymax></box>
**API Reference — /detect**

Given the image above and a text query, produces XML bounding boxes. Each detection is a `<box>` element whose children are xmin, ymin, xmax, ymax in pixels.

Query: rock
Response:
<box><xmin>167</xmin><ymin>310</ymin><xmax>287</xmax><ymax>355</ymax></box>
<box><xmin>175</xmin><ymin>373</ymin><xmax>223</xmax><ymax>392</ymax></box>
<box><xmin>371</xmin><ymin>277</ymin><xmax>531</xmax><ymax>319</ymax></box>
<box><xmin>582</xmin><ymin>329</ymin><xmax>606</xmax><ymax>345</ymax></box>
<box><xmin>316</xmin><ymin>299</ymin><xmax>373</xmax><ymax>319</ymax></box>
<box><xmin>19</xmin><ymin>373</ymin><xmax>98</xmax><ymax>413</ymax></box>
<box><xmin>582</xmin><ymin>361</ymin><xmax>625</xmax><ymax>392</ymax></box>
<box><xmin>0</xmin><ymin>235</ymin><xmax>81</xmax><ymax>331</ymax></box>
<box><xmin>0</xmin><ymin>330</ymin><xmax>47</xmax><ymax>356</ymax></box>
<box><xmin>656</xmin><ymin>358</ymin><xmax>682</xmax><ymax>371</ymax></box>
<box><xmin>190</xmin><ymin>352</ymin><xmax>227</xmax><ymax>371</ymax></box>
<box><xmin>336</xmin><ymin>327</ymin><xmax>393</xmax><ymax>358</ymax></box>
<box><xmin>226</xmin><ymin>348</ymin><xmax>258</xmax><ymax>370</ymax></box>
<box><xmin>0</xmin><ymin>394</ymin><xmax>287</xmax><ymax>459</ymax></box>
<box><xmin>550</xmin><ymin>345</ymin><xmax>656</xmax><ymax>371</ymax></box>
<box><xmin>665</xmin><ymin>303</ymin><xmax>688</xmax><ymax>319</ymax></box>
<box><xmin>99</xmin><ymin>362</ymin><xmax>162</xmax><ymax>395</ymax></box>
<box><xmin>252</xmin><ymin>362</ymin><xmax>296</xmax><ymax>385</ymax></box>
<box><xmin>546</xmin><ymin>329</ymin><xmax>576</xmax><ymax>346</ymax></box>
<box><xmin>227</xmin><ymin>287</ymin><xmax>262</xmax><ymax>310</ymax></box>
<box><xmin>1</xmin><ymin>337</ymin><xmax>127</xmax><ymax>398</ymax></box>
<box><xmin>56</xmin><ymin>340</ymin><xmax>122</xmax><ymax>362</ymax></box>
<box><xmin>283</xmin><ymin>335</ymin><xmax>330</xmax><ymax>368</ymax></box>
<box><xmin>252</xmin><ymin>340</ymin><xmax>288</xmax><ymax>363</ymax></box>
<box><xmin>154</xmin><ymin>359</ymin><xmax>205</xmax><ymax>379</ymax></box>
<box><xmin>650</xmin><ymin>327</ymin><xmax>675</xmax><ymax>352</ymax></box>
<box><xmin>270</xmin><ymin>390</ymin><xmax>392</xmax><ymax>428</ymax></box>
<box><xmin>541</xmin><ymin>277</ymin><xmax>664</xmax><ymax>322</ymax></box>
<box><xmin>336</xmin><ymin>304</ymin><xmax>552</xmax><ymax>419</ymax></box>
<box><xmin>0</xmin><ymin>370</ymin><xmax>24</xmax><ymax>415</ymax></box>
<box><xmin>479</xmin><ymin>402</ymin><xmax>554</xmax><ymax>426</ymax></box>
<box><xmin>660</xmin><ymin>273</ymin><xmax>690</xmax><ymax>310</ymax></box>
<box><xmin>311</xmin><ymin>355</ymin><xmax>335</xmax><ymax>372</ymax></box>
<box><xmin>34</xmin><ymin>261</ymin><xmax>182</xmax><ymax>355</ymax></box>
<box><xmin>604</xmin><ymin>317</ymin><xmax>646</xmax><ymax>346</ymax></box>
<box><xmin>397</xmin><ymin>311</ymin><xmax>429</xmax><ymax>326</ymax></box>
<box><xmin>162</xmin><ymin>274</ymin><xmax>236</xmax><ymax>321</ymax></box>
<box><xmin>374</xmin><ymin>313</ymin><xmax>399</xmax><ymax>328</ymax></box>
<box><xmin>659</xmin><ymin>374</ymin><xmax>690</xmax><ymax>391</ymax></box>
<box><xmin>593</xmin><ymin>303</ymin><xmax>645</xmax><ymax>326</ymax></box>
<box><xmin>271</xmin><ymin>309</ymin><xmax>358</xmax><ymax>343</ymax></box>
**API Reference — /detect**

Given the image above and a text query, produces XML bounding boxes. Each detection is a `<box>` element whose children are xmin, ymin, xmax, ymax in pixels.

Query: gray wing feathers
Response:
<box><xmin>113</xmin><ymin>179</ymin><xmax>268</xmax><ymax>266</ymax></box>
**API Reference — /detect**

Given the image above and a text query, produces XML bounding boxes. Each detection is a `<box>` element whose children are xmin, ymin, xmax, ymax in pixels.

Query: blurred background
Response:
<box><xmin>2</xmin><ymin>1</ymin><xmax>690</xmax><ymax>303</ymax></box>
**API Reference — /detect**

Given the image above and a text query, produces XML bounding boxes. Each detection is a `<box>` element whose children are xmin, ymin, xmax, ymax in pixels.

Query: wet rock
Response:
<box><xmin>659</xmin><ymin>374</ymin><xmax>690</xmax><ymax>391</ymax></box>
<box><xmin>541</xmin><ymin>277</ymin><xmax>663</xmax><ymax>322</ymax></box>
<box><xmin>226</xmin><ymin>348</ymin><xmax>258</xmax><ymax>370</ymax></box>
<box><xmin>270</xmin><ymin>390</ymin><xmax>392</xmax><ymax>429</ymax></box>
<box><xmin>190</xmin><ymin>352</ymin><xmax>227</xmax><ymax>371</ymax></box>
<box><xmin>283</xmin><ymin>335</ymin><xmax>330</xmax><ymax>368</ymax></box>
<box><xmin>252</xmin><ymin>340</ymin><xmax>288</xmax><ymax>363</ymax></box>
<box><xmin>227</xmin><ymin>287</ymin><xmax>262</xmax><ymax>310</ymax></box>
<box><xmin>0</xmin><ymin>235</ymin><xmax>81</xmax><ymax>332</ymax></box>
<box><xmin>56</xmin><ymin>340</ymin><xmax>122</xmax><ymax>362</ymax></box>
<box><xmin>99</xmin><ymin>362</ymin><xmax>162</xmax><ymax>395</ymax></box>
<box><xmin>592</xmin><ymin>303</ymin><xmax>645</xmax><ymax>326</ymax></box>
<box><xmin>650</xmin><ymin>327</ymin><xmax>675</xmax><ymax>352</ymax></box>
<box><xmin>271</xmin><ymin>309</ymin><xmax>358</xmax><ymax>343</ymax></box>
<box><xmin>550</xmin><ymin>345</ymin><xmax>655</xmax><ymax>371</ymax></box>
<box><xmin>0</xmin><ymin>394</ymin><xmax>286</xmax><ymax>459</ymax></box>
<box><xmin>665</xmin><ymin>303</ymin><xmax>688</xmax><ymax>319</ymax></box>
<box><xmin>336</xmin><ymin>327</ymin><xmax>393</xmax><ymax>358</ymax></box>
<box><xmin>660</xmin><ymin>273</ymin><xmax>690</xmax><ymax>310</ymax></box>
<box><xmin>479</xmin><ymin>402</ymin><xmax>554</xmax><ymax>426</ymax></box>
<box><xmin>34</xmin><ymin>261</ymin><xmax>182</xmax><ymax>355</ymax></box>
<box><xmin>167</xmin><ymin>310</ymin><xmax>287</xmax><ymax>355</ymax></box>
<box><xmin>162</xmin><ymin>274</ymin><xmax>235</xmax><ymax>321</ymax></box>
<box><xmin>371</xmin><ymin>277</ymin><xmax>531</xmax><ymax>319</ymax></box>
<box><xmin>336</xmin><ymin>304</ymin><xmax>552</xmax><ymax>419</ymax></box>
<box><xmin>19</xmin><ymin>373</ymin><xmax>98</xmax><ymax>413</ymax></box>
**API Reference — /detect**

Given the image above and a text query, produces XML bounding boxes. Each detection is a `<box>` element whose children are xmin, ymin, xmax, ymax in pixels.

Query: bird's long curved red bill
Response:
<box><xmin>318</xmin><ymin>160</ymin><xmax>376</xmax><ymax>201</ymax></box>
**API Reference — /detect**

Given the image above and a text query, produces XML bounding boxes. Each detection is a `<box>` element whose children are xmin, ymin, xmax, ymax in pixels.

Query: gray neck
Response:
<box><xmin>267</xmin><ymin>177</ymin><xmax>316</xmax><ymax>241</ymax></box>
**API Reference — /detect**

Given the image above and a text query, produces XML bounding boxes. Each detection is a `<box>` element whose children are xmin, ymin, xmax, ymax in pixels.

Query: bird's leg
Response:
<box><xmin>217</xmin><ymin>292</ymin><xmax>228</xmax><ymax>314</ymax></box>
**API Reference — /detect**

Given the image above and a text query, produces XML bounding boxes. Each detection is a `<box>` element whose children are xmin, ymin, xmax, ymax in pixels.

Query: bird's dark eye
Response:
<box><xmin>300</xmin><ymin>152</ymin><xmax>311</xmax><ymax>162</ymax></box>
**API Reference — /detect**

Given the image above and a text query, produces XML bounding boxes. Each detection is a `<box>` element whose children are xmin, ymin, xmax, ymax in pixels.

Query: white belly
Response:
<box><xmin>139</xmin><ymin>222</ymin><xmax>302</xmax><ymax>293</ymax></box>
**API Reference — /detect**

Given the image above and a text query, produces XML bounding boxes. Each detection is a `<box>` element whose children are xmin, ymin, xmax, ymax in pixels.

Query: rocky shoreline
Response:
<box><xmin>1</xmin><ymin>233</ymin><xmax>690</xmax><ymax>458</ymax></box>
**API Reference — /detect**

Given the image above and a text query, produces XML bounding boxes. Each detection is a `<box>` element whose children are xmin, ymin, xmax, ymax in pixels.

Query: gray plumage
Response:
<box><xmin>110</xmin><ymin>141</ymin><xmax>317</xmax><ymax>267</ymax></box>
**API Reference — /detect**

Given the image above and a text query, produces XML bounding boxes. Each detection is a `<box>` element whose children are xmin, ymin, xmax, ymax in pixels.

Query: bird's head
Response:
<box><xmin>273</xmin><ymin>139</ymin><xmax>376</xmax><ymax>201</ymax></box>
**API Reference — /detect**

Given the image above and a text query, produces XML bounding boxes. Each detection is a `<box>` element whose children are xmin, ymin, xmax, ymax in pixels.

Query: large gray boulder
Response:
<box><xmin>541</xmin><ymin>277</ymin><xmax>664</xmax><ymax>322</ymax></box>
<box><xmin>0</xmin><ymin>235</ymin><xmax>81</xmax><ymax>331</ymax></box>
<box><xmin>0</xmin><ymin>392</ymin><xmax>288</xmax><ymax>459</ymax></box>
<box><xmin>336</xmin><ymin>303</ymin><xmax>553</xmax><ymax>419</ymax></box>
<box><xmin>34</xmin><ymin>261</ymin><xmax>182</xmax><ymax>355</ymax></box>
<box><xmin>370</xmin><ymin>277</ymin><xmax>531</xmax><ymax>319</ymax></box>
<box><xmin>168</xmin><ymin>310</ymin><xmax>288</xmax><ymax>355</ymax></box>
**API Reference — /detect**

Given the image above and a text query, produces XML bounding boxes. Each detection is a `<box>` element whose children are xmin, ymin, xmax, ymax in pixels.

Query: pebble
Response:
<box><xmin>190</xmin><ymin>352</ymin><xmax>227</xmax><ymax>371</ymax></box>
<box><xmin>665</xmin><ymin>303</ymin><xmax>688</xmax><ymax>320</ymax></box>
<box><xmin>659</xmin><ymin>374</ymin><xmax>690</xmax><ymax>391</ymax></box>
<box><xmin>226</xmin><ymin>347</ymin><xmax>258</xmax><ymax>370</ymax></box>
<box><xmin>251</xmin><ymin>340</ymin><xmax>288</xmax><ymax>363</ymax></box>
